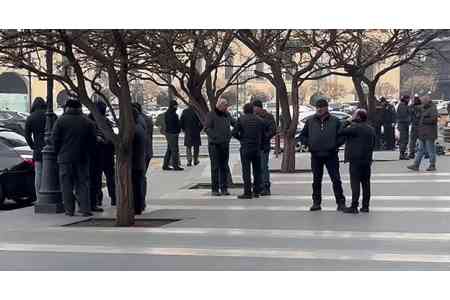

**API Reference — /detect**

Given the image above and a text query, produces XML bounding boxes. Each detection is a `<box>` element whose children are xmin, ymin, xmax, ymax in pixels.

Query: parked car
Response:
<box><xmin>0</xmin><ymin>110</ymin><xmax>27</xmax><ymax>136</ymax></box>
<box><xmin>0</xmin><ymin>128</ymin><xmax>36</xmax><ymax>206</ymax></box>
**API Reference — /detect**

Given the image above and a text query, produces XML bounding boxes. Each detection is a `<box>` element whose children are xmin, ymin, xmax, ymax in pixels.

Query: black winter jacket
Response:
<box><xmin>165</xmin><ymin>107</ymin><xmax>181</xmax><ymax>134</ymax></box>
<box><xmin>24</xmin><ymin>109</ymin><xmax>47</xmax><ymax>161</ymax></box>
<box><xmin>232</xmin><ymin>113</ymin><xmax>264</xmax><ymax>151</ymax></box>
<box><xmin>299</xmin><ymin>113</ymin><xmax>345</xmax><ymax>157</ymax></box>
<box><xmin>396</xmin><ymin>102</ymin><xmax>411</xmax><ymax>124</ymax></box>
<box><xmin>340</xmin><ymin>121</ymin><xmax>376</xmax><ymax>163</ymax></box>
<box><xmin>257</xmin><ymin>109</ymin><xmax>276</xmax><ymax>152</ymax></box>
<box><xmin>52</xmin><ymin>108</ymin><xmax>96</xmax><ymax>164</ymax></box>
<box><xmin>132</xmin><ymin>120</ymin><xmax>147</xmax><ymax>171</ymax></box>
<box><xmin>204</xmin><ymin>109</ymin><xmax>236</xmax><ymax>144</ymax></box>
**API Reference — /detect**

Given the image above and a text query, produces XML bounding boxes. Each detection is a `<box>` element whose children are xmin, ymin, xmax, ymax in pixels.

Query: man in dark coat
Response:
<box><xmin>204</xmin><ymin>98</ymin><xmax>236</xmax><ymax>196</ymax></box>
<box><xmin>409</xmin><ymin>96</ymin><xmax>422</xmax><ymax>159</ymax></box>
<box><xmin>163</xmin><ymin>100</ymin><xmax>183</xmax><ymax>171</ymax></box>
<box><xmin>299</xmin><ymin>98</ymin><xmax>346</xmax><ymax>211</ymax></box>
<box><xmin>340</xmin><ymin>109</ymin><xmax>376</xmax><ymax>214</ymax></box>
<box><xmin>373</xmin><ymin>99</ymin><xmax>384</xmax><ymax>151</ymax></box>
<box><xmin>132</xmin><ymin>107</ymin><xmax>147</xmax><ymax>215</ymax></box>
<box><xmin>52</xmin><ymin>100</ymin><xmax>96</xmax><ymax>217</ymax></box>
<box><xmin>396</xmin><ymin>95</ymin><xmax>411</xmax><ymax>160</ymax></box>
<box><xmin>252</xmin><ymin>99</ymin><xmax>276</xmax><ymax>196</ymax></box>
<box><xmin>381</xmin><ymin>97</ymin><xmax>396</xmax><ymax>150</ymax></box>
<box><xmin>180</xmin><ymin>106</ymin><xmax>203</xmax><ymax>166</ymax></box>
<box><xmin>232</xmin><ymin>103</ymin><xmax>264</xmax><ymax>199</ymax></box>
<box><xmin>88</xmin><ymin>101</ymin><xmax>116</xmax><ymax>211</ymax></box>
<box><xmin>24</xmin><ymin>97</ymin><xmax>47</xmax><ymax>202</ymax></box>
<box><xmin>407</xmin><ymin>96</ymin><xmax>438</xmax><ymax>172</ymax></box>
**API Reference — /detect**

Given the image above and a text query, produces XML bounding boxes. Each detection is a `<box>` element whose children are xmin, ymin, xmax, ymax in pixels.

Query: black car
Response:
<box><xmin>0</xmin><ymin>110</ymin><xmax>28</xmax><ymax>136</ymax></box>
<box><xmin>0</xmin><ymin>128</ymin><xmax>36</xmax><ymax>206</ymax></box>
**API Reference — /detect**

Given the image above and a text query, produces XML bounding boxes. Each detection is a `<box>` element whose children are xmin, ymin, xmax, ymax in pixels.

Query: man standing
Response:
<box><xmin>396</xmin><ymin>95</ymin><xmax>411</xmax><ymax>160</ymax></box>
<box><xmin>407</xmin><ymin>96</ymin><xmax>438</xmax><ymax>172</ymax></box>
<box><xmin>24</xmin><ymin>97</ymin><xmax>47</xmax><ymax>202</ymax></box>
<box><xmin>299</xmin><ymin>98</ymin><xmax>346</xmax><ymax>211</ymax></box>
<box><xmin>232</xmin><ymin>103</ymin><xmax>264</xmax><ymax>199</ymax></box>
<box><xmin>180</xmin><ymin>106</ymin><xmax>203</xmax><ymax>167</ymax></box>
<box><xmin>381</xmin><ymin>97</ymin><xmax>396</xmax><ymax>150</ymax></box>
<box><xmin>409</xmin><ymin>96</ymin><xmax>422</xmax><ymax>159</ymax></box>
<box><xmin>340</xmin><ymin>109</ymin><xmax>376</xmax><ymax>214</ymax></box>
<box><xmin>163</xmin><ymin>100</ymin><xmax>183</xmax><ymax>171</ymax></box>
<box><xmin>52</xmin><ymin>100</ymin><xmax>96</xmax><ymax>217</ymax></box>
<box><xmin>132</xmin><ymin>106</ymin><xmax>147</xmax><ymax>215</ymax></box>
<box><xmin>373</xmin><ymin>99</ymin><xmax>384</xmax><ymax>150</ymax></box>
<box><xmin>204</xmin><ymin>98</ymin><xmax>235</xmax><ymax>196</ymax></box>
<box><xmin>252</xmin><ymin>99</ymin><xmax>276</xmax><ymax>196</ymax></box>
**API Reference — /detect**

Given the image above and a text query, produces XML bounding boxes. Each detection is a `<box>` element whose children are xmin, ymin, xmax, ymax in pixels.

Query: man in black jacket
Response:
<box><xmin>132</xmin><ymin>107</ymin><xmax>147</xmax><ymax>215</ymax></box>
<box><xmin>163</xmin><ymin>100</ymin><xmax>183</xmax><ymax>171</ymax></box>
<box><xmin>24</xmin><ymin>97</ymin><xmax>47</xmax><ymax>202</ymax></box>
<box><xmin>232</xmin><ymin>103</ymin><xmax>264</xmax><ymax>199</ymax></box>
<box><xmin>52</xmin><ymin>100</ymin><xmax>96</xmax><ymax>216</ymax></box>
<box><xmin>396</xmin><ymin>95</ymin><xmax>411</xmax><ymax>160</ymax></box>
<box><xmin>180</xmin><ymin>106</ymin><xmax>203</xmax><ymax>166</ymax></box>
<box><xmin>299</xmin><ymin>98</ymin><xmax>346</xmax><ymax>211</ymax></box>
<box><xmin>381</xmin><ymin>97</ymin><xmax>396</xmax><ymax>150</ymax></box>
<box><xmin>340</xmin><ymin>109</ymin><xmax>376</xmax><ymax>214</ymax></box>
<box><xmin>204</xmin><ymin>98</ymin><xmax>236</xmax><ymax>196</ymax></box>
<box><xmin>253</xmin><ymin>99</ymin><xmax>276</xmax><ymax>196</ymax></box>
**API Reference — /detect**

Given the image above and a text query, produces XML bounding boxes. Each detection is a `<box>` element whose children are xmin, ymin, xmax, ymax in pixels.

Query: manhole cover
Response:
<box><xmin>64</xmin><ymin>218</ymin><xmax>181</xmax><ymax>227</ymax></box>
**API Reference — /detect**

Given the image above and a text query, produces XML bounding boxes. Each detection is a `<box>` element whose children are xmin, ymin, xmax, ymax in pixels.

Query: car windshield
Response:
<box><xmin>0</xmin><ymin>131</ymin><xmax>28</xmax><ymax>148</ymax></box>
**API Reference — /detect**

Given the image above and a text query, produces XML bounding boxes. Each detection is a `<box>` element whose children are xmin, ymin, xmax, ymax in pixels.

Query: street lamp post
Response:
<box><xmin>34</xmin><ymin>49</ymin><xmax>63</xmax><ymax>214</ymax></box>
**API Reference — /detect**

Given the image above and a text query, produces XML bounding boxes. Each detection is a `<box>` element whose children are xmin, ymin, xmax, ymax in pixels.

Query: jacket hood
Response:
<box><xmin>30</xmin><ymin>98</ymin><xmax>47</xmax><ymax>113</ymax></box>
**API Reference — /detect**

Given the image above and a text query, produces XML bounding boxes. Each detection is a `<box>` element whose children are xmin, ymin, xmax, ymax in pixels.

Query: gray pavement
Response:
<box><xmin>1</xmin><ymin>151</ymin><xmax>450</xmax><ymax>270</ymax></box>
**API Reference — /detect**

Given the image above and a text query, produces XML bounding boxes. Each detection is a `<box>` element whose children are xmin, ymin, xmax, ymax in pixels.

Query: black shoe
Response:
<box><xmin>343</xmin><ymin>206</ymin><xmax>359</xmax><ymax>214</ymax></box>
<box><xmin>426</xmin><ymin>165</ymin><xmax>436</xmax><ymax>172</ymax></box>
<box><xmin>212</xmin><ymin>191</ymin><xmax>221</xmax><ymax>196</ymax></box>
<box><xmin>221</xmin><ymin>190</ymin><xmax>231</xmax><ymax>196</ymax></box>
<box><xmin>253</xmin><ymin>193</ymin><xmax>260</xmax><ymax>198</ymax></box>
<box><xmin>408</xmin><ymin>153</ymin><xmax>415</xmax><ymax>159</ymax></box>
<box><xmin>337</xmin><ymin>204</ymin><xmax>346</xmax><ymax>211</ymax></box>
<box><xmin>82</xmin><ymin>212</ymin><xmax>93</xmax><ymax>217</ymax></box>
<box><xmin>194</xmin><ymin>161</ymin><xmax>200</xmax><ymax>166</ymax></box>
<box><xmin>111</xmin><ymin>202</ymin><xmax>116</xmax><ymax>206</ymax></box>
<box><xmin>260</xmin><ymin>190</ymin><xmax>271</xmax><ymax>196</ymax></box>
<box><xmin>360</xmin><ymin>207</ymin><xmax>369</xmax><ymax>213</ymax></box>
<box><xmin>237</xmin><ymin>194</ymin><xmax>252</xmax><ymax>199</ymax></box>
<box><xmin>173</xmin><ymin>166</ymin><xmax>184</xmax><ymax>171</ymax></box>
<box><xmin>187</xmin><ymin>162</ymin><xmax>192</xmax><ymax>167</ymax></box>
<box><xmin>310</xmin><ymin>205</ymin><xmax>322</xmax><ymax>211</ymax></box>
<box><xmin>65</xmin><ymin>212</ymin><xmax>74</xmax><ymax>216</ymax></box>
<box><xmin>92</xmin><ymin>207</ymin><xmax>104</xmax><ymax>212</ymax></box>
<box><xmin>407</xmin><ymin>164</ymin><xmax>419</xmax><ymax>171</ymax></box>
<box><xmin>162</xmin><ymin>166</ymin><xmax>173</xmax><ymax>171</ymax></box>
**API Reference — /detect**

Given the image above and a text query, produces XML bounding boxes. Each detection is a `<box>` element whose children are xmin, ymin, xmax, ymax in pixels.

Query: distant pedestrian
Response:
<box><xmin>163</xmin><ymin>100</ymin><xmax>183</xmax><ymax>171</ymax></box>
<box><xmin>396</xmin><ymin>95</ymin><xmax>411</xmax><ymax>160</ymax></box>
<box><xmin>252</xmin><ymin>99</ymin><xmax>276</xmax><ymax>196</ymax></box>
<box><xmin>407</xmin><ymin>96</ymin><xmax>438</xmax><ymax>172</ymax></box>
<box><xmin>204</xmin><ymin>98</ymin><xmax>236</xmax><ymax>196</ymax></box>
<box><xmin>340</xmin><ymin>109</ymin><xmax>376</xmax><ymax>214</ymax></box>
<box><xmin>131</xmin><ymin>106</ymin><xmax>147</xmax><ymax>215</ymax></box>
<box><xmin>299</xmin><ymin>97</ymin><xmax>346</xmax><ymax>211</ymax></box>
<box><xmin>24</xmin><ymin>97</ymin><xmax>47</xmax><ymax>202</ymax></box>
<box><xmin>409</xmin><ymin>96</ymin><xmax>422</xmax><ymax>159</ymax></box>
<box><xmin>88</xmin><ymin>101</ymin><xmax>116</xmax><ymax>211</ymax></box>
<box><xmin>232</xmin><ymin>103</ymin><xmax>264</xmax><ymax>199</ymax></box>
<box><xmin>373</xmin><ymin>99</ymin><xmax>384</xmax><ymax>150</ymax></box>
<box><xmin>52</xmin><ymin>100</ymin><xmax>96</xmax><ymax>217</ymax></box>
<box><xmin>380</xmin><ymin>97</ymin><xmax>396</xmax><ymax>150</ymax></box>
<box><xmin>180</xmin><ymin>106</ymin><xmax>203</xmax><ymax>167</ymax></box>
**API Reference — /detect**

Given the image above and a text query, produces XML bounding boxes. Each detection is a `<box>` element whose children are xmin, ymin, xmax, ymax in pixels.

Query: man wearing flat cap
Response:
<box><xmin>299</xmin><ymin>97</ymin><xmax>346</xmax><ymax>211</ymax></box>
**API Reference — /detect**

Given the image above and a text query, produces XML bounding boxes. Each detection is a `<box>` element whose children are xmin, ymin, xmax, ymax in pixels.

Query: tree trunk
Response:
<box><xmin>281</xmin><ymin>134</ymin><xmax>296</xmax><ymax>172</ymax></box>
<box><xmin>367</xmin><ymin>83</ymin><xmax>377</xmax><ymax>125</ymax></box>
<box><xmin>115</xmin><ymin>143</ymin><xmax>135</xmax><ymax>226</ymax></box>
<box><xmin>352</xmin><ymin>77</ymin><xmax>367</xmax><ymax>109</ymax></box>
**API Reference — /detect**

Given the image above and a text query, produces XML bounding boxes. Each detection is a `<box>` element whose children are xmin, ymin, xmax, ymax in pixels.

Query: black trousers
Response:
<box><xmin>240</xmin><ymin>148</ymin><xmax>262</xmax><ymax>195</ymax></box>
<box><xmin>59</xmin><ymin>162</ymin><xmax>90</xmax><ymax>214</ymax></box>
<box><xmin>90</xmin><ymin>147</ymin><xmax>116</xmax><ymax>208</ymax></box>
<box><xmin>383</xmin><ymin>123</ymin><xmax>395</xmax><ymax>150</ymax></box>
<box><xmin>311</xmin><ymin>153</ymin><xmax>345</xmax><ymax>206</ymax></box>
<box><xmin>374</xmin><ymin>123</ymin><xmax>382</xmax><ymax>150</ymax></box>
<box><xmin>163</xmin><ymin>133</ymin><xmax>180</xmax><ymax>168</ymax></box>
<box><xmin>186</xmin><ymin>145</ymin><xmax>200</xmax><ymax>164</ymax></box>
<box><xmin>409</xmin><ymin>126</ymin><xmax>419</xmax><ymax>155</ymax></box>
<box><xmin>208</xmin><ymin>142</ymin><xmax>230</xmax><ymax>192</ymax></box>
<box><xmin>132</xmin><ymin>169</ymin><xmax>145</xmax><ymax>215</ymax></box>
<box><xmin>398</xmin><ymin>122</ymin><xmax>410</xmax><ymax>155</ymax></box>
<box><xmin>349</xmin><ymin>161</ymin><xmax>371</xmax><ymax>209</ymax></box>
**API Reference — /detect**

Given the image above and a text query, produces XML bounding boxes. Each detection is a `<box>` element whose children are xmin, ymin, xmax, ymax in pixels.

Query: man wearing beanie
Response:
<box><xmin>339</xmin><ymin>109</ymin><xmax>376</xmax><ymax>213</ymax></box>
<box><xmin>252</xmin><ymin>98</ymin><xmax>276</xmax><ymax>196</ymax></box>
<box><xmin>52</xmin><ymin>99</ymin><xmax>96</xmax><ymax>217</ymax></box>
<box><xmin>299</xmin><ymin>97</ymin><xmax>346</xmax><ymax>211</ymax></box>
<box><xmin>163</xmin><ymin>100</ymin><xmax>183</xmax><ymax>171</ymax></box>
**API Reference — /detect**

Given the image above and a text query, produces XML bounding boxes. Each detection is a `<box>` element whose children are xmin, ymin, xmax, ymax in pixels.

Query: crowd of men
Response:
<box><xmin>24</xmin><ymin>92</ymin><xmax>440</xmax><ymax>217</ymax></box>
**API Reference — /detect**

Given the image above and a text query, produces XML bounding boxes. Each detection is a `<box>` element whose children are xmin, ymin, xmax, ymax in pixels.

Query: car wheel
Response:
<box><xmin>0</xmin><ymin>184</ymin><xmax>5</xmax><ymax>207</ymax></box>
